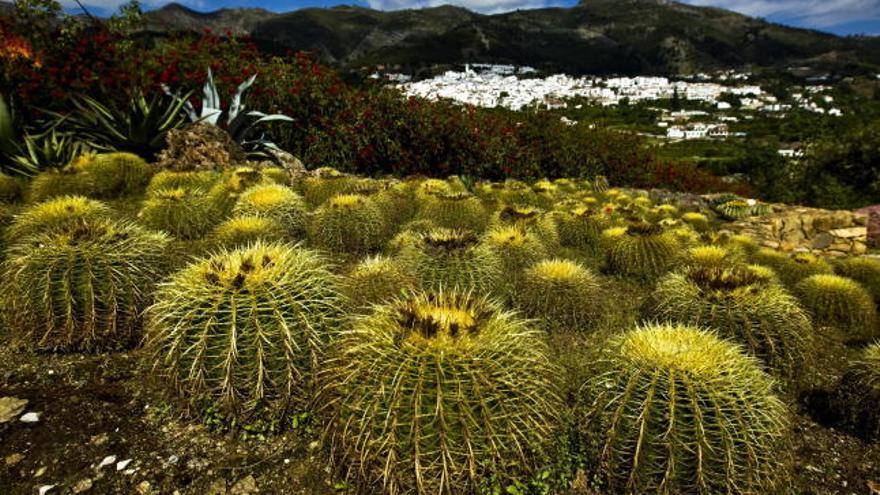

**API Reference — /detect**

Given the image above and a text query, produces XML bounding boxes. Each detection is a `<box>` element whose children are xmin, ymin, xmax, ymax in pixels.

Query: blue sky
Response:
<box><xmin>69</xmin><ymin>0</ymin><xmax>880</xmax><ymax>36</ymax></box>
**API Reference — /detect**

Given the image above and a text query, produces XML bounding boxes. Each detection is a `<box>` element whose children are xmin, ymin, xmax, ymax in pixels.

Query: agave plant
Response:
<box><xmin>58</xmin><ymin>90</ymin><xmax>191</xmax><ymax>160</ymax></box>
<box><xmin>167</xmin><ymin>69</ymin><xmax>293</xmax><ymax>157</ymax></box>
<box><xmin>10</xmin><ymin>128</ymin><xmax>90</xmax><ymax>175</ymax></box>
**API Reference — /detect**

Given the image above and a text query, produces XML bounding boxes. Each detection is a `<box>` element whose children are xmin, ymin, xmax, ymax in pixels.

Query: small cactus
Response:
<box><xmin>147</xmin><ymin>170</ymin><xmax>219</xmax><ymax>195</ymax></box>
<box><xmin>211</xmin><ymin>215</ymin><xmax>288</xmax><ymax>248</ymax></box>
<box><xmin>832</xmin><ymin>342</ymin><xmax>880</xmax><ymax>441</ymax></box>
<box><xmin>481</xmin><ymin>224</ymin><xmax>547</xmax><ymax>295</ymax></box>
<box><xmin>399</xmin><ymin>228</ymin><xmax>500</xmax><ymax>293</ymax></box>
<box><xmin>492</xmin><ymin>204</ymin><xmax>560</xmax><ymax>250</ymax></box>
<box><xmin>795</xmin><ymin>274</ymin><xmax>878</xmax><ymax>342</ymax></box>
<box><xmin>680</xmin><ymin>211</ymin><xmax>710</xmax><ymax>232</ymax></box>
<box><xmin>76</xmin><ymin>152</ymin><xmax>153</xmax><ymax>198</ymax></box>
<box><xmin>138</xmin><ymin>187</ymin><xmax>220</xmax><ymax>240</ymax></box>
<box><xmin>342</xmin><ymin>255</ymin><xmax>417</xmax><ymax>309</ymax></box>
<box><xmin>322</xmin><ymin>290</ymin><xmax>561</xmax><ymax>494</ymax></box>
<box><xmin>233</xmin><ymin>183</ymin><xmax>309</xmax><ymax>239</ymax></box>
<box><xmin>308</xmin><ymin>194</ymin><xmax>386</xmax><ymax>255</ymax></box>
<box><xmin>0</xmin><ymin>172</ymin><xmax>23</xmax><ymax>203</ymax></box>
<box><xmin>515</xmin><ymin>259</ymin><xmax>603</xmax><ymax>333</ymax></box>
<box><xmin>686</xmin><ymin>244</ymin><xmax>742</xmax><ymax>269</ymax></box>
<box><xmin>651</xmin><ymin>264</ymin><xmax>812</xmax><ymax>377</ymax></box>
<box><xmin>5</xmin><ymin>195</ymin><xmax>111</xmax><ymax>242</ymax></box>
<box><xmin>834</xmin><ymin>257</ymin><xmax>880</xmax><ymax>304</ymax></box>
<box><xmin>27</xmin><ymin>167</ymin><xmax>94</xmax><ymax>203</ymax></box>
<box><xmin>752</xmin><ymin>249</ymin><xmax>834</xmax><ymax>287</ymax></box>
<box><xmin>584</xmin><ymin>323</ymin><xmax>791</xmax><ymax>495</ymax></box>
<box><xmin>2</xmin><ymin>218</ymin><xmax>169</xmax><ymax>351</ymax></box>
<box><xmin>605</xmin><ymin>222</ymin><xmax>681</xmax><ymax>280</ymax></box>
<box><xmin>417</xmin><ymin>192</ymin><xmax>489</xmax><ymax>233</ymax></box>
<box><xmin>554</xmin><ymin>207</ymin><xmax>609</xmax><ymax>252</ymax></box>
<box><xmin>145</xmin><ymin>242</ymin><xmax>342</xmax><ymax>420</ymax></box>
<box><xmin>300</xmin><ymin>171</ymin><xmax>357</xmax><ymax>206</ymax></box>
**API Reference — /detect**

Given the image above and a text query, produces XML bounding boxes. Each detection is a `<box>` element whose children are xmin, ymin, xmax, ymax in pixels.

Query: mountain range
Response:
<box><xmin>4</xmin><ymin>0</ymin><xmax>879</xmax><ymax>76</ymax></box>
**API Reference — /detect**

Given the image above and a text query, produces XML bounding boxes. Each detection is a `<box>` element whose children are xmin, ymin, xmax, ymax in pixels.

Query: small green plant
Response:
<box><xmin>795</xmin><ymin>274</ymin><xmax>878</xmax><ymax>342</ymax></box>
<box><xmin>399</xmin><ymin>228</ymin><xmax>500</xmax><ymax>293</ymax></box>
<box><xmin>652</xmin><ymin>265</ymin><xmax>812</xmax><ymax>378</ymax></box>
<box><xmin>715</xmin><ymin>198</ymin><xmax>771</xmax><ymax>220</ymax></box>
<box><xmin>322</xmin><ymin>290</ymin><xmax>561</xmax><ymax>494</ymax></box>
<box><xmin>584</xmin><ymin>323</ymin><xmax>791</xmax><ymax>494</ymax></box>
<box><xmin>2</xmin><ymin>218</ymin><xmax>169</xmax><ymax>352</ymax></box>
<box><xmin>605</xmin><ymin>222</ymin><xmax>681</xmax><ymax>280</ymax></box>
<box><xmin>342</xmin><ymin>255</ymin><xmax>417</xmax><ymax>310</ymax></box>
<box><xmin>145</xmin><ymin>242</ymin><xmax>342</xmax><ymax>421</ymax></box>
<box><xmin>309</xmin><ymin>194</ymin><xmax>386</xmax><ymax>255</ymax></box>
<box><xmin>233</xmin><ymin>183</ymin><xmax>309</xmax><ymax>240</ymax></box>
<box><xmin>515</xmin><ymin>259</ymin><xmax>604</xmax><ymax>333</ymax></box>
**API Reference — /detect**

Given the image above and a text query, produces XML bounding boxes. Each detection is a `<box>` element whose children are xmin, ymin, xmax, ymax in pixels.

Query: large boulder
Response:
<box><xmin>155</xmin><ymin>123</ymin><xmax>247</xmax><ymax>172</ymax></box>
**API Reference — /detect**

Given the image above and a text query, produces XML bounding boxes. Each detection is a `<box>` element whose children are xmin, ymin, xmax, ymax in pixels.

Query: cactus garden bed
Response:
<box><xmin>1</xmin><ymin>156</ymin><xmax>879</xmax><ymax>494</ymax></box>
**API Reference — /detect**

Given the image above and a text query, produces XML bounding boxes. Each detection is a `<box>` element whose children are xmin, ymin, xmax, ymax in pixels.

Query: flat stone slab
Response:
<box><xmin>830</xmin><ymin>227</ymin><xmax>867</xmax><ymax>239</ymax></box>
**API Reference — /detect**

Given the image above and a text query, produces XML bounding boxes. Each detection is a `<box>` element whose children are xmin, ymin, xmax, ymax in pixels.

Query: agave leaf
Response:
<box><xmin>0</xmin><ymin>94</ymin><xmax>16</xmax><ymax>156</ymax></box>
<box><xmin>229</xmin><ymin>73</ymin><xmax>258</xmax><ymax>123</ymax></box>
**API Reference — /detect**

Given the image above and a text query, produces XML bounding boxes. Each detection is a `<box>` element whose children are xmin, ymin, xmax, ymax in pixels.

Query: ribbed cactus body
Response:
<box><xmin>323</xmin><ymin>291</ymin><xmax>561</xmax><ymax>494</ymax></box>
<box><xmin>834</xmin><ymin>257</ymin><xmax>880</xmax><ymax>303</ymax></box>
<box><xmin>0</xmin><ymin>172</ymin><xmax>23</xmax><ymax>203</ymax></box>
<box><xmin>301</xmin><ymin>172</ymin><xmax>358</xmax><ymax>207</ymax></box>
<box><xmin>554</xmin><ymin>207</ymin><xmax>609</xmax><ymax>252</ymax></box>
<box><xmin>833</xmin><ymin>343</ymin><xmax>880</xmax><ymax>441</ymax></box>
<box><xmin>233</xmin><ymin>183</ymin><xmax>309</xmax><ymax>239</ymax></box>
<box><xmin>77</xmin><ymin>152</ymin><xmax>153</xmax><ymax>197</ymax></box>
<box><xmin>309</xmin><ymin>194</ymin><xmax>386</xmax><ymax>254</ymax></box>
<box><xmin>681</xmin><ymin>211</ymin><xmax>710</xmax><ymax>232</ymax></box>
<box><xmin>481</xmin><ymin>225</ymin><xmax>547</xmax><ymax>295</ymax></box>
<box><xmin>211</xmin><ymin>216</ymin><xmax>288</xmax><ymax>248</ymax></box>
<box><xmin>492</xmin><ymin>205</ymin><xmax>560</xmax><ymax>250</ymax></box>
<box><xmin>145</xmin><ymin>243</ymin><xmax>342</xmax><ymax>419</ymax></box>
<box><xmin>586</xmin><ymin>324</ymin><xmax>790</xmax><ymax>495</ymax></box>
<box><xmin>606</xmin><ymin>223</ymin><xmax>681</xmax><ymax>280</ymax></box>
<box><xmin>6</xmin><ymin>196</ymin><xmax>110</xmax><ymax>242</ymax></box>
<box><xmin>138</xmin><ymin>187</ymin><xmax>220</xmax><ymax>240</ymax></box>
<box><xmin>399</xmin><ymin>228</ymin><xmax>500</xmax><ymax>293</ymax></box>
<box><xmin>3</xmin><ymin>218</ymin><xmax>169</xmax><ymax>351</ymax></box>
<box><xmin>342</xmin><ymin>255</ymin><xmax>417</xmax><ymax>309</ymax></box>
<box><xmin>753</xmin><ymin>250</ymin><xmax>833</xmax><ymax>287</ymax></box>
<box><xmin>515</xmin><ymin>259</ymin><xmax>603</xmax><ymax>333</ymax></box>
<box><xmin>652</xmin><ymin>265</ymin><xmax>811</xmax><ymax>377</ymax></box>
<box><xmin>795</xmin><ymin>274</ymin><xmax>878</xmax><ymax>342</ymax></box>
<box><xmin>147</xmin><ymin>170</ymin><xmax>219</xmax><ymax>195</ymax></box>
<box><xmin>28</xmin><ymin>167</ymin><xmax>94</xmax><ymax>203</ymax></box>
<box><xmin>417</xmin><ymin>192</ymin><xmax>489</xmax><ymax>233</ymax></box>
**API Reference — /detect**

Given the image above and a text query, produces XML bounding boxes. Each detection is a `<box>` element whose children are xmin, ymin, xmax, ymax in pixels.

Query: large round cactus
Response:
<box><xmin>795</xmin><ymin>274</ymin><xmax>878</xmax><ymax>342</ymax></box>
<box><xmin>832</xmin><ymin>342</ymin><xmax>880</xmax><ymax>441</ymax></box>
<box><xmin>233</xmin><ymin>183</ymin><xmax>309</xmax><ymax>239</ymax></box>
<box><xmin>145</xmin><ymin>242</ymin><xmax>342</xmax><ymax>419</ymax></box>
<box><xmin>752</xmin><ymin>249</ymin><xmax>833</xmax><ymax>287</ymax></box>
<box><xmin>210</xmin><ymin>215</ymin><xmax>288</xmax><ymax>248</ymax></box>
<box><xmin>585</xmin><ymin>323</ymin><xmax>790</xmax><ymax>495</ymax></box>
<box><xmin>605</xmin><ymin>222</ymin><xmax>681</xmax><ymax>280</ymax></box>
<box><xmin>342</xmin><ymin>255</ymin><xmax>417</xmax><ymax>310</ymax></box>
<box><xmin>323</xmin><ymin>290</ymin><xmax>561</xmax><ymax>494</ymax></box>
<box><xmin>554</xmin><ymin>206</ymin><xmax>609</xmax><ymax>252</ymax></box>
<box><xmin>652</xmin><ymin>265</ymin><xmax>812</xmax><ymax>378</ymax></box>
<box><xmin>834</xmin><ymin>257</ymin><xmax>880</xmax><ymax>304</ymax></box>
<box><xmin>492</xmin><ymin>204</ymin><xmax>560</xmax><ymax>250</ymax></box>
<box><xmin>0</xmin><ymin>172</ymin><xmax>23</xmax><ymax>203</ymax></box>
<box><xmin>27</xmin><ymin>167</ymin><xmax>94</xmax><ymax>203</ymax></box>
<box><xmin>515</xmin><ymin>259</ymin><xmax>603</xmax><ymax>333</ymax></box>
<box><xmin>417</xmin><ymin>192</ymin><xmax>489</xmax><ymax>233</ymax></box>
<box><xmin>138</xmin><ymin>187</ymin><xmax>220</xmax><ymax>240</ymax></box>
<box><xmin>399</xmin><ymin>228</ymin><xmax>500</xmax><ymax>293</ymax></box>
<box><xmin>481</xmin><ymin>224</ymin><xmax>547</xmax><ymax>295</ymax></box>
<box><xmin>2</xmin><ymin>218</ymin><xmax>169</xmax><ymax>352</ymax></box>
<box><xmin>76</xmin><ymin>152</ymin><xmax>153</xmax><ymax>198</ymax></box>
<box><xmin>5</xmin><ymin>195</ymin><xmax>110</xmax><ymax>242</ymax></box>
<box><xmin>147</xmin><ymin>170</ymin><xmax>219</xmax><ymax>195</ymax></box>
<box><xmin>309</xmin><ymin>194</ymin><xmax>386</xmax><ymax>255</ymax></box>
<box><xmin>205</xmin><ymin>166</ymin><xmax>266</xmax><ymax>217</ymax></box>
<box><xmin>300</xmin><ymin>171</ymin><xmax>357</xmax><ymax>207</ymax></box>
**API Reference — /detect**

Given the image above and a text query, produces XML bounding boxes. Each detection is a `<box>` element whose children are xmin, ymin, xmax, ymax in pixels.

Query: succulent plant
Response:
<box><xmin>752</xmin><ymin>249</ymin><xmax>834</xmax><ymax>287</ymax></box>
<box><xmin>584</xmin><ymin>323</ymin><xmax>791</xmax><ymax>495</ymax></box>
<box><xmin>0</xmin><ymin>172</ymin><xmax>23</xmax><ymax>203</ymax></box>
<box><xmin>686</xmin><ymin>244</ymin><xmax>743</xmax><ymax>269</ymax></box>
<box><xmin>27</xmin><ymin>166</ymin><xmax>94</xmax><ymax>203</ymax></box>
<box><xmin>308</xmin><ymin>194</ymin><xmax>386</xmax><ymax>255</ymax></box>
<box><xmin>75</xmin><ymin>152</ymin><xmax>153</xmax><ymax>198</ymax></box>
<box><xmin>342</xmin><ymin>255</ymin><xmax>417</xmax><ymax>310</ymax></box>
<box><xmin>515</xmin><ymin>259</ymin><xmax>603</xmax><ymax>333</ymax></box>
<box><xmin>417</xmin><ymin>192</ymin><xmax>489</xmax><ymax>233</ymax></box>
<box><xmin>481</xmin><ymin>225</ymin><xmax>547</xmax><ymax>294</ymax></box>
<box><xmin>680</xmin><ymin>211</ymin><xmax>710</xmax><ymax>232</ymax></box>
<box><xmin>146</xmin><ymin>170</ymin><xmax>219</xmax><ymax>196</ymax></box>
<box><xmin>605</xmin><ymin>222</ymin><xmax>681</xmax><ymax>280</ymax></box>
<box><xmin>831</xmin><ymin>342</ymin><xmax>880</xmax><ymax>441</ymax></box>
<box><xmin>322</xmin><ymin>290</ymin><xmax>561</xmax><ymax>494</ymax></box>
<box><xmin>233</xmin><ymin>183</ymin><xmax>309</xmax><ymax>240</ymax></box>
<box><xmin>5</xmin><ymin>195</ymin><xmax>111</xmax><ymax>242</ymax></box>
<box><xmin>211</xmin><ymin>215</ymin><xmax>288</xmax><ymax>248</ymax></box>
<box><xmin>138</xmin><ymin>187</ymin><xmax>220</xmax><ymax>240</ymax></box>
<box><xmin>715</xmin><ymin>199</ymin><xmax>770</xmax><ymax>220</ymax></box>
<box><xmin>651</xmin><ymin>265</ymin><xmax>811</xmax><ymax>378</ymax></box>
<box><xmin>145</xmin><ymin>242</ymin><xmax>342</xmax><ymax>420</ymax></box>
<box><xmin>399</xmin><ymin>228</ymin><xmax>500</xmax><ymax>294</ymax></box>
<box><xmin>2</xmin><ymin>218</ymin><xmax>169</xmax><ymax>352</ymax></box>
<box><xmin>205</xmin><ymin>166</ymin><xmax>266</xmax><ymax>217</ymax></box>
<box><xmin>372</xmin><ymin>181</ymin><xmax>419</xmax><ymax>229</ymax></box>
<box><xmin>492</xmin><ymin>204</ymin><xmax>560</xmax><ymax>250</ymax></box>
<box><xmin>795</xmin><ymin>274</ymin><xmax>878</xmax><ymax>342</ymax></box>
<box><xmin>554</xmin><ymin>206</ymin><xmax>610</xmax><ymax>253</ymax></box>
<box><xmin>834</xmin><ymin>257</ymin><xmax>880</xmax><ymax>304</ymax></box>
<box><xmin>300</xmin><ymin>171</ymin><xmax>357</xmax><ymax>207</ymax></box>
<box><xmin>260</xmin><ymin>167</ymin><xmax>291</xmax><ymax>186</ymax></box>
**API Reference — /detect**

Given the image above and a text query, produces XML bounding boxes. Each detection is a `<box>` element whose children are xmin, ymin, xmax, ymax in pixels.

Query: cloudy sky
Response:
<box><xmin>67</xmin><ymin>0</ymin><xmax>880</xmax><ymax>35</ymax></box>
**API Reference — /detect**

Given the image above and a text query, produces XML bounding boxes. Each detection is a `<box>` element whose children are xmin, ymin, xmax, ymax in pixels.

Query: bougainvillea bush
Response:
<box><xmin>0</xmin><ymin>10</ymin><xmax>749</xmax><ymax>193</ymax></box>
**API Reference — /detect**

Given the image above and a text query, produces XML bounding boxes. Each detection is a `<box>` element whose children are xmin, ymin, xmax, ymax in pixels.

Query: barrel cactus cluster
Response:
<box><xmin>12</xmin><ymin>160</ymin><xmax>880</xmax><ymax>494</ymax></box>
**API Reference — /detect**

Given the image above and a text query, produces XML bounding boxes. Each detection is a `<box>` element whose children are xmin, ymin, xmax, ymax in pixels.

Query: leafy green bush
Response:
<box><xmin>584</xmin><ymin>323</ymin><xmax>791</xmax><ymax>494</ymax></box>
<box><xmin>322</xmin><ymin>290</ymin><xmax>561</xmax><ymax>494</ymax></box>
<box><xmin>145</xmin><ymin>242</ymin><xmax>342</xmax><ymax>420</ymax></box>
<box><xmin>2</xmin><ymin>217</ymin><xmax>169</xmax><ymax>351</ymax></box>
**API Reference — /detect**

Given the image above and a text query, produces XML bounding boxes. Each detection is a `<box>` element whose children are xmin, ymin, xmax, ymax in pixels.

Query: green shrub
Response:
<box><xmin>515</xmin><ymin>259</ymin><xmax>603</xmax><ymax>333</ymax></box>
<box><xmin>342</xmin><ymin>255</ymin><xmax>417</xmax><ymax>310</ymax></box>
<box><xmin>5</xmin><ymin>195</ymin><xmax>111</xmax><ymax>241</ymax></box>
<box><xmin>417</xmin><ymin>192</ymin><xmax>489</xmax><ymax>233</ymax></box>
<box><xmin>145</xmin><ymin>242</ymin><xmax>342</xmax><ymax>420</ymax></box>
<box><xmin>795</xmin><ymin>274</ymin><xmax>878</xmax><ymax>342</ymax></box>
<box><xmin>138</xmin><ymin>187</ymin><xmax>220</xmax><ymax>240</ymax></box>
<box><xmin>652</xmin><ymin>265</ymin><xmax>812</xmax><ymax>378</ymax></box>
<box><xmin>322</xmin><ymin>290</ymin><xmax>561</xmax><ymax>494</ymax></box>
<box><xmin>834</xmin><ymin>257</ymin><xmax>880</xmax><ymax>304</ymax></box>
<box><xmin>399</xmin><ymin>228</ymin><xmax>500</xmax><ymax>293</ymax></box>
<box><xmin>605</xmin><ymin>222</ymin><xmax>681</xmax><ymax>280</ymax></box>
<box><xmin>2</xmin><ymin>218</ymin><xmax>169</xmax><ymax>352</ymax></box>
<box><xmin>233</xmin><ymin>183</ymin><xmax>309</xmax><ymax>239</ymax></box>
<box><xmin>584</xmin><ymin>323</ymin><xmax>790</xmax><ymax>494</ymax></box>
<box><xmin>308</xmin><ymin>194</ymin><xmax>386</xmax><ymax>255</ymax></box>
<box><xmin>211</xmin><ymin>216</ymin><xmax>288</xmax><ymax>248</ymax></box>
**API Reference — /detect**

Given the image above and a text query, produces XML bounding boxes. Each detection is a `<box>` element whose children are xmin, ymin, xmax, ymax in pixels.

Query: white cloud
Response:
<box><xmin>366</xmin><ymin>0</ymin><xmax>552</xmax><ymax>14</ymax></box>
<box><xmin>680</xmin><ymin>0</ymin><xmax>880</xmax><ymax>28</ymax></box>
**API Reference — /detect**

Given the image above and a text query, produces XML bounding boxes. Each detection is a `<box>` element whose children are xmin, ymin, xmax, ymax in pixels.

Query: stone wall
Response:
<box><xmin>729</xmin><ymin>205</ymin><xmax>868</xmax><ymax>256</ymax></box>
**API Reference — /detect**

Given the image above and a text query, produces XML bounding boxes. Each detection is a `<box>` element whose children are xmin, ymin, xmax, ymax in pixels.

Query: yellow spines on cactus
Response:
<box><xmin>145</xmin><ymin>242</ymin><xmax>342</xmax><ymax>421</ymax></box>
<box><xmin>605</xmin><ymin>222</ymin><xmax>682</xmax><ymax>281</ymax></box>
<box><xmin>753</xmin><ymin>249</ymin><xmax>834</xmax><ymax>287</ymax></box>
<box><xmin>27</xmin><ymin>167</ymin><xmax>94</xmax><ymax>203</ymax></box>
<box><xmin>76</xmin><ymin>152</ymin><xmax>153</xmax><ymax>198</ymax></box>
<box><xmin>233</xmin><ymin>183</ymin><xmax>309</xmax><ymax>239</ymax></box>
<box><xmin>399</xmin><ymin>228</ymin><xmax>500</xmax><ymax>293</ymax></box>
<box><xmin>832</xmin><ymin>343</ymin><xmax>880</xmax><ymax>441</ymax></box>
<box><xmin>687</xmin><ymin>244</ymin><xmax>743</xmax><ymax>269</ymax></box>
<box><xmin>210</xmin><ymin>215</ymin><xmax>288</xmax><ymax>248</ymax></box>
<box><xmin>2</xmin><ymin>218</ymin><xmax>169</xmax><ymax>352</ymax></box>
<box><xmin>321</xmin><ymin>290</ymin><xmax>561</xmax><ymax>494</ymax></box>
<box><xmin>481</xmin><ymin>224</ymin><xmax>548</xmax><ymax>296</ymax></box>
<box><xmin>795</xmin><ymin>274</ymin><xmax>878</xmax><ymax>342</ymax></box>
<box><xmin>5</xmin><ymin>195</ymin><xmax>111</xmax><ymax>242</ymax></box>
<box><xmin>515</xmin><ymin>259</ymin><xmax>603</xmax><ymax>333</ymax></box>
<box><xmin>834</xmin><ymin>257</ymin><xmax>880</xmax><ymax>303</ymax></box>
<box><xmin>584</xmin><ymin>323</ymin><xmax>791</xmax><ymax>494</ymax></box>
<box><xmin>651</xmin><ymin>264</ymin><xmax>812</xmax><ymax>378</ymax></box>
<box><xmin>554</xmin><ymin>206</ymin><xmax>609</xmax><ymax>252</ymax></box>
<box><xmin>342</xmin><ymin>255</ymin><xmax>417</xmax><ymax>310</ymax></box>
<box><xmin>308</xmin><ymin>194</ymin><xmax>386</xmax><ymax>255</ymax></box>
<box><xmin>0</xmin><ymin>172</ymin><xmax>23</xmax><ymax>203</ymax></box>
<box><xmin>681</xmin><ymin>211</ymin><xmax>710</xmax><ymax>232</ymax></box>
<box><xmin>416</xmin><ymin>191</ymin><xmax>489</xmax><ymax>233</ymax></box>
<box><xmin>492</xmin><ymin>204</ymin><xmax>560</xmax><ymax>250</ymax></box>
<box><xmin>138</xmin><ymin>187</ymin><xmax>221</xmax><ymax>240</ymax></box>
<box><xmin>206</xmin><ymin>166</ymin><xmax>265</xmax><ymax>217</ymax></box>
<box><xmin>300</xmin><ymin>172</ymin><xmax>358</xmax><ymax>207</ymax></box>
<box><xmin>147</xmin><ymin>170</ymin><xmax>219</xmax><ymax>195</ymax></box>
